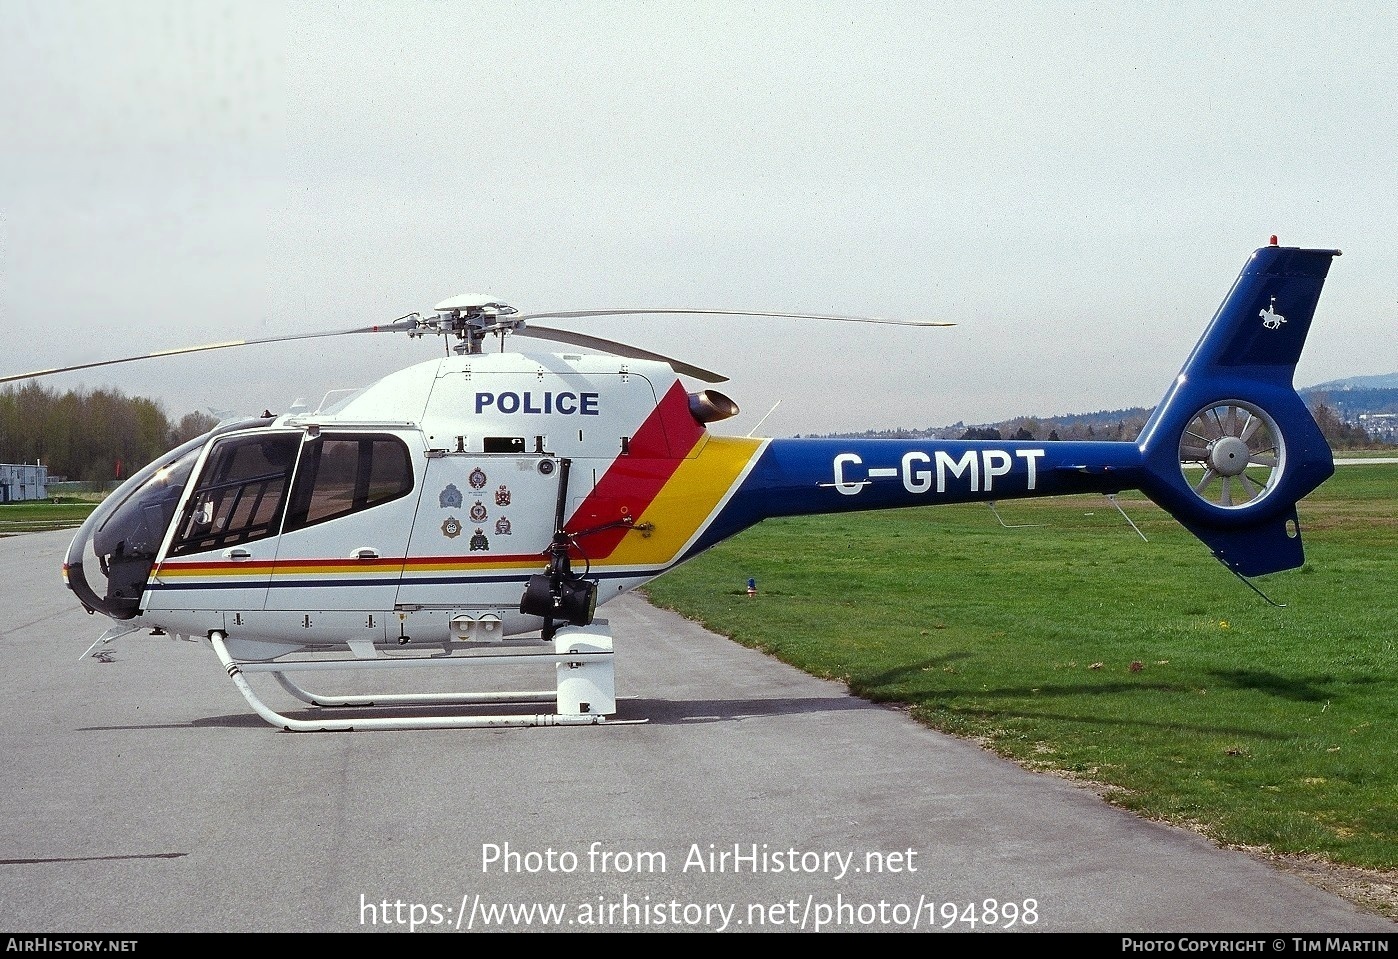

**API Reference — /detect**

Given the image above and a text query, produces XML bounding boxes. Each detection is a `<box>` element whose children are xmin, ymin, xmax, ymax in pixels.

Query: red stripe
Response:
<box><xmin>633</xmin><ymin>379</ymin><xmax>706</xmax><ymax>456</ymax></box>
<box><xmin>564</xmin><ymin>381</ymin><xmax>702</xmax><ymax>557</ymax></box>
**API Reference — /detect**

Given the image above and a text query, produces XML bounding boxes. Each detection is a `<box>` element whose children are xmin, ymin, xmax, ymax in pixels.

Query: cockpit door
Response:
<box><xmin>264</xmin><ymin>431</ymin><xmax>420</xmax><ymax>616</ymax></box>
<box><xmin>146</xmin><ymin>431</ymin><xmax>301</xmax><ymax>616</ymax></box>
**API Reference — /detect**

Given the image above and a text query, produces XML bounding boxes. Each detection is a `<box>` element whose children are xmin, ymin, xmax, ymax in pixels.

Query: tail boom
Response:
<box><xmin>683</xmin><ymin>437</ymin><xmax>1149</xmax><ymax>559</ymax></box>
<box><xmin>683</xmin><ymin>244</ymin><xmax>1340</xmax><ymax>580</ymax></box>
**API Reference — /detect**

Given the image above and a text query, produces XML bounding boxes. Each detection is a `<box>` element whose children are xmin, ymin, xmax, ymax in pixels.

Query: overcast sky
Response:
<box><xmin>3</xmin><ymin>2</ymin><xmax>1394</xmax><ymax>437</ymax></box>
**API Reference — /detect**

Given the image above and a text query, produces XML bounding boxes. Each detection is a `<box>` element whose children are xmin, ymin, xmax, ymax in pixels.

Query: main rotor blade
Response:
<box><xmin>518</xmin><ymin>325</ymin><xmax>729</xmax><ymax>383</ymax></box>
<box><xmin>517</xmin><ymin>308</ymin><xmax>955</xmax><ymax>328</ymax></box>
<box><xmin>0</xmin><ymin>318</ymin><xmax>419</xmax><ymax>386</ymax></box>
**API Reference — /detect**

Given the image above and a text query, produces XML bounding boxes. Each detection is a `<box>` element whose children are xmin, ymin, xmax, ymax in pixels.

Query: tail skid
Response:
<box><xmin>1135</xmin><ymin>243</ymin><xmax>1341</xmax><ymax>576</ymax></box>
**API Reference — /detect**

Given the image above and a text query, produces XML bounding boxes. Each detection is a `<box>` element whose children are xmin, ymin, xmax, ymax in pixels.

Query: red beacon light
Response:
<box><xmin>1270</xmin><ymin>235</ymin><xmax>1279</xmax><ymax>245</ymax></box>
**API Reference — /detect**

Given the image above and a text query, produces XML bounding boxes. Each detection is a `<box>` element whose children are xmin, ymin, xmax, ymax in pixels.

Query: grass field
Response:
<box><xmin>0</xmin><ymin>498</ymin><xmax>100</xmax><ymax>536</ymax></box>
<box><xmin>643</xmin><ymin>461</ymin><xmax>1398</xmax><ymax>914</ymax></box>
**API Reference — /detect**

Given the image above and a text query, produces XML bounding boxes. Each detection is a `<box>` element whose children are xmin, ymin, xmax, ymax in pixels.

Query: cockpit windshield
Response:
<box><xmin>64</xmin><ymin>417</ymin><xmax>270</xmax><ymax>619</ymax></box>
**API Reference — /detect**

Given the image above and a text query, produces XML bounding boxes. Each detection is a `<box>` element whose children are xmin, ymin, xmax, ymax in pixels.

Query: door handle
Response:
<box><xmin>225</xmin><ymin>547</ymin><xmax>252</xmax><ymax>560</ymax></box>
<box><xmin>351</xmin><ymin>547</ymin><xmax>380</xmax><ymax>560</ymax></box>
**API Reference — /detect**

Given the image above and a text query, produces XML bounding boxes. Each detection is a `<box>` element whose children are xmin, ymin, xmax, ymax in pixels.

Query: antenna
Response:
<box><xmin>986</xmin><ymin>501</ymin><xmax>1041</xmax><ymax>529</ymax></box>
<box><xmin>747</xmin><ymin>400</ymin><xmax>782</xmax><ymax>437</ymax></box>
<box><xmin>1106</xmin><ymin>494</ymin><xmax>1148</xmax><ymax>542</ymax></box>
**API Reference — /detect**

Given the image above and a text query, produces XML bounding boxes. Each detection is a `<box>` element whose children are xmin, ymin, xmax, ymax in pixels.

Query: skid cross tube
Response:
<box><xmin>270</xmin><ymin>671</ymin><xmax>558</xmax><ymax>708</ymax></box>
<box><xmin>209</xmin><ymin>627</ymin><xmax>638</xmax><ymax>731</ymax></box>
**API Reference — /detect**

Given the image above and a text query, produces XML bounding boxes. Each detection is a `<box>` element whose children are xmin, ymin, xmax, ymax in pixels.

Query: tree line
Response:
<box><xmin>813</xmin><ymin>401</ymin><xmax>1385</xmax><ymax>449</ymax></box>
<box><xmin>0</xmin><ymin>384</ymin><xmax>219</xmax><ymax>482</ymax></box>
<box><xmin>967</xmin><ymin>402</ymin><xmax>1379</xmax><ymax>447</ymax></box>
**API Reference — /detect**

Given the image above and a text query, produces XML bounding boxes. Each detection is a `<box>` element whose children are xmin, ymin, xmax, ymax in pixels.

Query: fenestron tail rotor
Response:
<box><xmin>1176</xmin><ymin>400</ymin><xmax>1286</xmax><ymax>510</ymax></box>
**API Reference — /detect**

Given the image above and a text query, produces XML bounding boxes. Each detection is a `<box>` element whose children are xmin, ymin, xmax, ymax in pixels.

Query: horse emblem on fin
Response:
<box><xmin>1259</xmin><ymin>298</ymin><xmax>1286</xmax><ymax>330</ymax></box>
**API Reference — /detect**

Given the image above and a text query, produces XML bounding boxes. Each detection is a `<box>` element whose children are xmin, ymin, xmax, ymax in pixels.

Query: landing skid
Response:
<box><xmin>208</xmin><ymin>620</ymin><xmax>645</xmax><ymax>731</ymax></box>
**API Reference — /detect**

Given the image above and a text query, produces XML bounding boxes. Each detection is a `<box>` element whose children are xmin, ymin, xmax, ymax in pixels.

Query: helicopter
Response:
<box><xmin>4</xmin><ymin>240</ymin><xmax>1341</xmax><ymax>731</ymax></box>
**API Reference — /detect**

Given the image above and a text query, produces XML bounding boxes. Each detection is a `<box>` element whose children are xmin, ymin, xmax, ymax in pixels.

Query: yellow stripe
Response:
<box><xmin>158</xmin><ymin>566</ymin><xmax>268</xmax><ymax>579</ymax></box>
<box><xmin>397</xmin><ymin>560</ymin><xmax>543</xmax><ymax>575</ymax></box>
<box><xmin>603</xmin><ymin>436</ymin><xmax>762</xmax><ymax>567</ymax></box>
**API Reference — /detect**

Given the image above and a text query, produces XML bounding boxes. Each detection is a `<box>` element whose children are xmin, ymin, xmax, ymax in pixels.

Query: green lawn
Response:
<box><xmin>643</xmin><ymin>462</ymin><xmax>1398</xmax><ymax>888</ymax></box>
<box><xmin>0</xmin><ymin>498</ymin><xmax>98</xmax><ymax>536</ymax></box>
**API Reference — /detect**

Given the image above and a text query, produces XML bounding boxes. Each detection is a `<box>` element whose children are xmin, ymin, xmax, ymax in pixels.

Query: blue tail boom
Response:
<box><xmin>692</xmin><ymin>244</ymin><xmax>1341</xmax><ymax>580</ymax></box>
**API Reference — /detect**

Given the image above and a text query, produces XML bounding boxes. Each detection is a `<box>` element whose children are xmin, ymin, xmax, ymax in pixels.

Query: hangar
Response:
<box><xmin>0</xmin><ymin>463</ymin><xmax>47</xmax><ymax>502</ymax></box>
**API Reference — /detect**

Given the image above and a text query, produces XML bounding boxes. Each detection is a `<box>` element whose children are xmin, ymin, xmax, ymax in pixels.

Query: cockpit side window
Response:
<box><xmin>169</xmin><ymin>433</ymin><xmax>299</xmax><ymax>556</ymax></box>
<box><xmin>282</xmin><ymin>434</ymin><xmax>413</xmax><ymax>533</ymax></box>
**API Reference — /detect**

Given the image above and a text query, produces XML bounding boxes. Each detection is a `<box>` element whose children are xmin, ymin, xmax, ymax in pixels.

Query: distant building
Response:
<box><xmin>1357</xmin><ymin>412</ymin><xmax>1398</xmax><ymax>444</ymax></box>
<box><xmin>0</xmin><ymin>463</ymin><xmax>48</xmax><ymax>502</ymax></box>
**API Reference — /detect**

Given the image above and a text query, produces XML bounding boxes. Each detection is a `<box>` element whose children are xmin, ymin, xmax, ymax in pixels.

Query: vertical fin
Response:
<box><xmin>1136</xmin><ymin>244</ymin><xmax>1340</xmax><ymax>577</ymax></box>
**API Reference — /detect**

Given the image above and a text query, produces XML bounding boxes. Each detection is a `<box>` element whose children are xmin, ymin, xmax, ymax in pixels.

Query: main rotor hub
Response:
<box><xmin>433</xmin><ymin>295</ymin><xmax>518</xmax><ymax>318</ymax></box>
<box><xmin>414</xmin><ymin>297</ymin><xmax>523</xmax><ymax>353</ymax></box>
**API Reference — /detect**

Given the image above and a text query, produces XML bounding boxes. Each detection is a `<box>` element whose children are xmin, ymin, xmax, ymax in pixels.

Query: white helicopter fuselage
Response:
<box><xmin>73</xmin><ymin>349</ymin><xmax>767</xmax><ymax>662</ymax></box>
